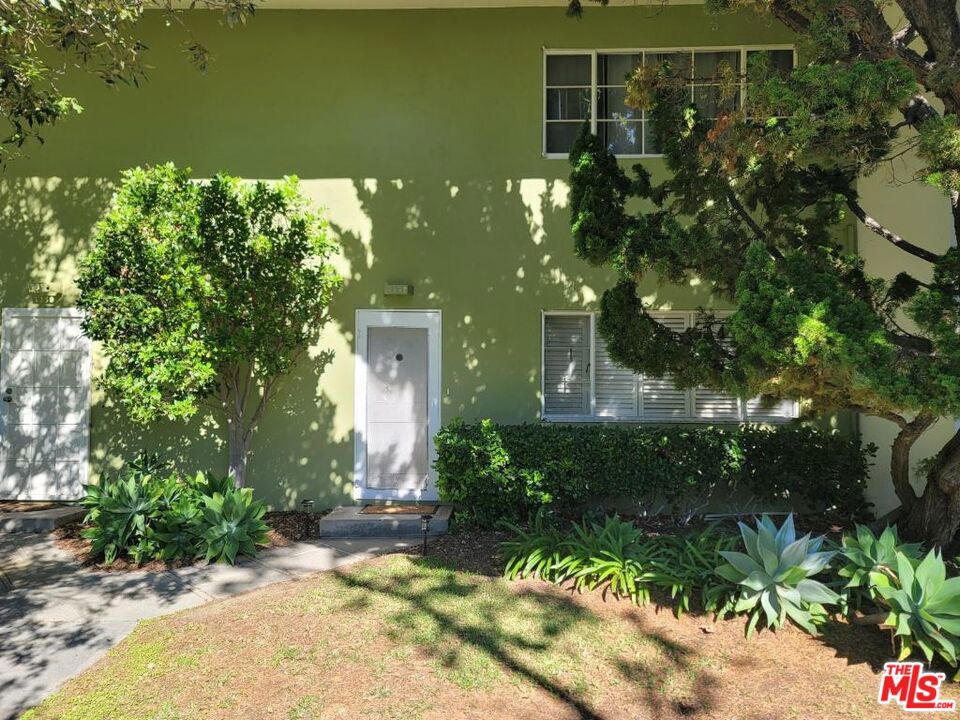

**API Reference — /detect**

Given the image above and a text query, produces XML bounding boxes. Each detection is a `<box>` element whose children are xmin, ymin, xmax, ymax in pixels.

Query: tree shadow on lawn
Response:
<box><xmin>331</xmin><ymin>555</ymin><xmax>721</xmax><ymax>720</ymax></box>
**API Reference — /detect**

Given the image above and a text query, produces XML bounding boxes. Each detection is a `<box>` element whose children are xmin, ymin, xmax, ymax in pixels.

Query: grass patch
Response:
<box><xmin>22</xmin><ymin>550</ymin><xmax>956</xmax><ymax>720</ymax></box>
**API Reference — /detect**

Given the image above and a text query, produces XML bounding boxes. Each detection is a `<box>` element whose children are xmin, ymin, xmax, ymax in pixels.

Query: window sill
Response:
<box><xmin>541</xmin><ymin>415</ymin><xmax>796</xmax><ymax>425</ymax></box>
<box><xmin>543</xmin><ymin>153</ymin><xmax>665</xmax><ymax>160</ymax></box>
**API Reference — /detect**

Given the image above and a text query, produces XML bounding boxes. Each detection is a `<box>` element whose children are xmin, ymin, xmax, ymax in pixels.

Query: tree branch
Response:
<box><xmin>842</xmin><ymin>191</ymin><xmax>941</xmax><ymax>263</ymax></box>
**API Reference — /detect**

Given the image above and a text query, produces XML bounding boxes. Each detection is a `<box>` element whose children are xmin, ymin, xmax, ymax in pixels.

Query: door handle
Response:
<box><xmin>1</xmin><ymin>387</ymin><xmax>12</xmax><ymax>403</ymax></box>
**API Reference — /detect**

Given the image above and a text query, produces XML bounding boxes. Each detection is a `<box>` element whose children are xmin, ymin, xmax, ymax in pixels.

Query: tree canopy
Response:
<box><xmin>567</xmin><ymin>0</ymin><xmax>960</xmax><ymax>546</ymax></box>
<box><xmin>77</xmin><ymin>164</ymin><xmax>342</xmax><ymax>486</ymax></box>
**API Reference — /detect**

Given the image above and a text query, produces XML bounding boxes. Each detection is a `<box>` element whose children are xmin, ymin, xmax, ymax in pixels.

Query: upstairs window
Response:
<box><xmin>543</xmin><ymin>47</ymin><xmax>795</xmax><ymax>158</ymax></box>
<box><xmin>541</xmin><ymin>311</ymin><xmax>797</xmax><ymax>422</ymax></box>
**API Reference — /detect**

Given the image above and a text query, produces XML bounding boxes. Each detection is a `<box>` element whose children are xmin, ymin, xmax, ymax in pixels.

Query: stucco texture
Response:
<box><xmin>3</xmin><ymin>7</ymin><xmax>815</xmax><ymax>508</ymax></box>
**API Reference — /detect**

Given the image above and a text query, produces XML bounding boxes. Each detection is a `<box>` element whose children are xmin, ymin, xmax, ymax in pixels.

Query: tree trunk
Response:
<box><xmin>888</xmin><ymin>412</ymin><xmax>936</xmax><ymax>511</ymax></box>
<box><xmin>227</xmin><ymin>416</ymin><xmax>250</xmax><ymax>489</ymax></box>
<box><xmin>903</xmin><ymin>428</ymin><xmax>960</xmax><ymax>548</ymax></box>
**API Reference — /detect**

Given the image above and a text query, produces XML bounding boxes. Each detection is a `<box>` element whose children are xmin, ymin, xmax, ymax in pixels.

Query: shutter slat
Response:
<box><xmin>745</xmin><ymin>396</ymin><xmax>796</xmax><ymax>421</ymax></box>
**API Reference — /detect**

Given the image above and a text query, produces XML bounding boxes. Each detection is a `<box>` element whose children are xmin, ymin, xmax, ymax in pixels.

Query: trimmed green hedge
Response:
<box><xmin>434</xmin><ymin>420</ymin><xmax>875</xmax><ymax>527</ymax></box>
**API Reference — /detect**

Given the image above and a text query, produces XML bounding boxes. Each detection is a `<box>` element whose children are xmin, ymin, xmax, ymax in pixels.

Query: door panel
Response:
<box><xmin>0</xmin><ymin>309</ymin><xmax>91</xmax><ymax>500</ymax></box>
<box><xmin>365</xmin><ymin>326</ymin><xmax>429</xmax><ymax>491</ymax></box>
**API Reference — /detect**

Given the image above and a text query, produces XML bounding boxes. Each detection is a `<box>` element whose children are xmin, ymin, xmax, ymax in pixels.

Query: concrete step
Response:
<box><xmin>0</xmin><ymin>505</ymin><xmax>85</xmax><ymax>533</ymax></box>
<box><xmin>319</xmin><ymin>505</ymin><xmax>452</xmax><ymax>538</ymax></box>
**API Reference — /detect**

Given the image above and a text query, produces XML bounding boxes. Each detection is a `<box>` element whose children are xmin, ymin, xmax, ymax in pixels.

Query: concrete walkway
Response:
<box><xmin>0</xmin><ymin>534</ymin><xmax>413</xmax><ymax>720</ymax></box>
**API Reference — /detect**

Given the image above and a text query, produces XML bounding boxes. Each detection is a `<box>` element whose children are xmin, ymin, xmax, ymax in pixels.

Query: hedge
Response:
<box><xmin>434</xmin><ymin>420</ymin><xmax>875</xmax><ymax>528</ymax></box>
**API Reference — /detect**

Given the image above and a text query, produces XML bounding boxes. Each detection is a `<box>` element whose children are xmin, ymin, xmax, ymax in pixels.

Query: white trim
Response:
<box><xmin>540</xmin><ymin>310</ymin><xmax>592</xmax><ymax>420</ymax></box>
<box><xmin>543</xmin><ymin>45</ymin><xmax>796</xmax><ymax>159</ymax></box>
<box><xmin>353</xmin><ymin>309</ymin><xmax>442</xmax><ymax>502</ymax></box>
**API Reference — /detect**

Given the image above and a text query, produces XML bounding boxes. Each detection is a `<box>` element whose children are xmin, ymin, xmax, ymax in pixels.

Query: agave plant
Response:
<box><xmin>81</xmin><ymin>474</ymin><xmax>162</xmax><ymax>565</ymax></box>
<box><xmin>716</xmin><ymin>514</ymin><xmax>839</xmax><ymax>637</ymax></box>
<box><xmin>197</xmin><ymin>484</ymin><xmax>270</xmax><ymax>564</ymax></box>
<box><xmin>875</xmin><ymin>549</ymin><xmax>960</xmax><ymax>678</ymax></box>
<box><xmin>837</xmin><ymin>524</ymin><xmax>922</xmax><ymax>609</ymax></box>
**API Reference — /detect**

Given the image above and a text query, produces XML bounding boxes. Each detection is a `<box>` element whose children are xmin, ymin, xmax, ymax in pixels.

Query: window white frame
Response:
<box><xmin>542</xmin><ymin>45</ymin><xmax>797</xmax><ymax>159</ymax></box>
<box><xmin>540</xmin><ymin>310</ymin><xmax>798</xmax><ymax>423</ymax></box>
<box><xmin>353</xmin><ymin>309</ymin><xmax>442</xmax><ymax>502</ymax></box>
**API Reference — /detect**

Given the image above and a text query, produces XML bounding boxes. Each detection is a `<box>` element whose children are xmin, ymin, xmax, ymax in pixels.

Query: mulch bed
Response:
<box><xmin>52</xmin><ymin>509</ymin><xmax>330</xmax><ymax>572</ymax></box>
<box><xmin>0</xmin><ymin>501</ymin><xmax>66</xmax><ymax>513</ymax></box>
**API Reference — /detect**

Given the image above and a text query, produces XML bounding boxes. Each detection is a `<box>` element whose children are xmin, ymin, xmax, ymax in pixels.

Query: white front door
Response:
<box><xmin>354</xmin><ymin>310</ymin><xmax>440</xmax><ymax>501</ymax></box>
<box><xmin>0</xmin><ymin>308</ymin><xmax>92</xmax><ymax>500</ymax></box>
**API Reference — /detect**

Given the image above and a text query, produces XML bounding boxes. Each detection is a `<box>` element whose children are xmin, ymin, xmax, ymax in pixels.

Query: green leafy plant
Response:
<box><xmin>197</xmin><ymin>487</ymin><xmax>270</xmax><ymax>565</ymax></box>
<box><xmin>556</xmin><ymin>516</ymin><xmax>656</xmax><ymax>605</ymax></box>
<box><xmin>875</xmin><ymin>550</ymin><xmax>960</xmax><ymax>678</ymax></box>
<box><xmin>837</xmin><ymin>524</ymin><xmax>922</xmax><ymax>610</ymax></box>
<box><xmin>77</xmin><ymin>164</ymin><xmax>343</xmax><ymax>487</ymax></box>
<box><xmin>648</xmin><ymin>528</ymin><xmax>740</xmax><ymax>618</ymax></box>
<box><xmin>81</xmin><ymin>474</ymin><xmax>162</xmax><ymax>565</ymax></box>
<box><xmin>81</xmin><ymin>455</ymin><xmax>270</xmax><ymax>566</ymax></box>
<box><xmin>716</xmin><ymin>514</ymin><xmax>839</xmax><ymax>636</ymax></box>
<box><xmin>436</xmin><ymin>419</ymin><xmax>872</xmax><ymax>528</ymax></box>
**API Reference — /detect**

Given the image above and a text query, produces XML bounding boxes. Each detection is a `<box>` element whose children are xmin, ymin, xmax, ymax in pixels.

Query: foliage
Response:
<box><xmin>77</xmin><ymin>164</ymin><xmax>343</xmax><ymax>486</ymax></box>
<box><xmin>648</xmin><ymin>528</ymin><xmax>740</xmax><ymax>618</ymax></box>
<box><xmin>81</xmin><ymin>453</ymin><xmax>269</xmax><ymax>565</ymax></box>
<box><xmin>836</xmin><ymin>524</ymin><xmax>922</xmax><ymax>610</ymax></box>
<box><xmin>197</xmin><ymin>487</ymin><xmax>269</xmax><ymax>564</ymax></box>
<box><xmin>564</xmin><ymin>0</ymin><xmax>960</xmax><ymax>547</ymax></box>
<box><xmin>435</xmin><ymin>419</ymin><xmax>873</xmax><ymax>528</ymax></box>
<box><xmin>0</xmin><ymin>1</ymin><xmax>255</xmax><ymax>163</ymax></box>
<box><xmin>503</xmin><ymin>516</ymin><xmax>740</xmax><ymax>616</ymax></box>
<box><xmin>716</xmin><ymin>514</ymin><xmax>838</xmax><ymax>636</ymax></box>
<box><xmin>876</xmin><ymin>550</ymin><xmax>960</xmax><ymax>677</ymax></box>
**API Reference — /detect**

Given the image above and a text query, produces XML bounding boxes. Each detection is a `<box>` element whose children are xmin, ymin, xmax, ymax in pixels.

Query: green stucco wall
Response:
<box><xmin>1</xmin><ymin>6</ymin><xmax>798</xmax><ymax>508</ymax></box>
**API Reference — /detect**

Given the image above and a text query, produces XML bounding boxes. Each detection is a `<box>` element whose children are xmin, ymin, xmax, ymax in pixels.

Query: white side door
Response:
<box><xmin>354</xmin><ymin>310</ymin><xmax>441</xmax><ymax>502</ymax></box>
<box><xmin>0</xmin><ymin>308</ymin><xmax>92</xmax><ymax>500</ymax></box>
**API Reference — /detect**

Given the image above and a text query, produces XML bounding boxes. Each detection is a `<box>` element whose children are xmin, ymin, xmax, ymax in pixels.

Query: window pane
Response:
<box><xmin>546</xmin><ymin>54</ymin><xmax>591</xmax><ymax>86</ymax></box>
<box><xmin>694</xmin><ymin>50</ymin><xmax>741</xmax><ymax>80</ymax></box>
<box><xmin>546</xmin><ymin>122</ymin><xmax>585</xmax><ymax>154</ymax></box>
<box><xmin>693</xmin><ymin>85</ymin><xmax>740</xmax><ymax>119</ymax></box>
<box><xmin>747</xmin><ymin>49</ymin><xmax>794</xmax><ymax>77</ymax></box>
<box><xmin>598</xmin><ymin>87</ymin><xmax>642</xmax><ymax>121</ymax></box>
<box><xmin>644</xmin><ymin>51</ymin><xmax>692</xmax><ymax>79</ymax></box>
<box><xmin>643</xmin><ymin>121</ymin><xmax>661</xmax><ymax>155</ymax></box>
<box><xmin>598</xmin><ymin>120</ymin><xmax>643</xmax><ymax>154</ymax></box>
<box><xmin>546</xmin><ymin>88</ymin><xmax>591</xmax><ymax>120</ymax></box>
<box><xmin>597</xmin><ymin>53</ymin><xmax>641</xmax><ymax>86</ymax></box>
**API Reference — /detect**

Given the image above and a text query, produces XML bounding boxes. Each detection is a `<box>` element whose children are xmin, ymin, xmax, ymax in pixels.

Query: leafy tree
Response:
<box><xmin>0</xmin><ymin>0</ymin><xmax>255</xmax><ymax>163</ymax></box>
<box><xmin>77</xmin><ymin>164</ymin><xmax>342</xmax><ymax>487</ymax></box>
<box><xmin>567</xmin><ymin>1</ymin><xmax>960</xmax><ymax>546</ymax></box>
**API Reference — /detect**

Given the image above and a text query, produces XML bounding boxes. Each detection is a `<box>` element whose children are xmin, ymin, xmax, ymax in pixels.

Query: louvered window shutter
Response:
<box><xmin>692</xmin><ymin>313</ymin><xmax>742</xmax><ymax>421</ymax></box>
<box><xmin>639</xmin><ymin>313</ymin><xmax>690</xmax><ymax>420</ymax></box>
<box><xmin>595</xmin><ymin>334</ymin><xmax>639</xmax><ymax>417</ymax></box>
<box><xmin>745</xmin><ymin>396</ymin><xmax>797</xmax><ymax>422</ymax></box>
<box><xmin>543</xmin><ymin>314</ymin><xmax>591</xmax><ymax>416</ymax></box>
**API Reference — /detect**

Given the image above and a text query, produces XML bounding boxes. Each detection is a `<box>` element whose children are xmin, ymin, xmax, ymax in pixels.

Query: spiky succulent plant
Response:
<box><xmin>837</xmin><ymin>524</ymin><xmax>922</xmax><ymax>609</ymax></box>
<box><xmin>716</xmin><ymin>514</ymin><xmax>839</xmax><ymax>637</ymax></box>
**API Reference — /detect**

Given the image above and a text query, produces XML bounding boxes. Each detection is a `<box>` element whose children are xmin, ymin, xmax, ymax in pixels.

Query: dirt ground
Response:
<box><xmin>23</xmin><ymin>531</ymin><xmax>960</xmax><ymax>720</ymax></box>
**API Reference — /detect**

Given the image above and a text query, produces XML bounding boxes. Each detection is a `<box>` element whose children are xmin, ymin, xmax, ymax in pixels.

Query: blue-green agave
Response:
<box><xmin>716</xmin><ymin>514</ymin><xmax>839</xmax><ymax>637</ymax></box>
<box><xmin>876</xmin><ymin>549</ymin><xmax>960</xmax><ymax>678</ymax></box>
<box><xmin>837</xmin><ymin>524</ymin><xmax>922</xmax><ymax>608</ymax></box>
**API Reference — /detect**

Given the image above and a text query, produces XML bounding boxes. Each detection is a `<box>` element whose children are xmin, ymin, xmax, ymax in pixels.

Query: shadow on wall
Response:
<box><xmin>0</xmin><ymin>172</ymin><xmax>722</xmax><ymax>508</ymax></box>
<box><xmin>0</xmin><ymin>178</ymin><xmax>114</xmax><ymax>306</ymax></box>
